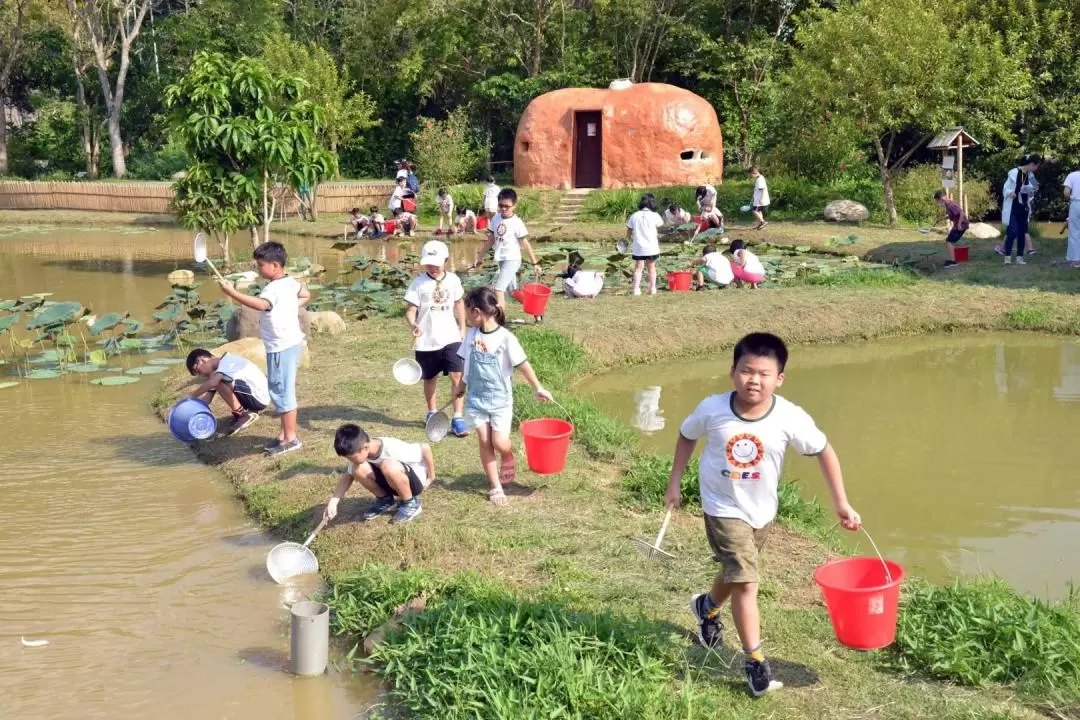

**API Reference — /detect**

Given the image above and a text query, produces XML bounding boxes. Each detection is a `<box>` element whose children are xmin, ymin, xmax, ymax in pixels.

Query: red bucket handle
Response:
<box><xmin>824</xmin><ymin>523</ymin><xmax>892</xmax><ymax>584</ymax></box>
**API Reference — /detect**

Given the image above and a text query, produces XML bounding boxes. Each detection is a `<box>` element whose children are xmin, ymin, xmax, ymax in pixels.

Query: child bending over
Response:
<box><xmin>186</xmin><ymin>347</ymin><xmax>269</xmax><ymax>436</ymax></box>
<box><xmin>691</xmin><ymin>246</ymin><xmax>734</xmax><ymax>290</ymax></box>
<box><xmin>456</xmin><ymin>206</ymin><xmax>478</xmax><ymax>234</ymax></box>
<box><xmin>730</xmin><ymin>240</ymin><xmax>765</xmax><ymax>289</ymax></box>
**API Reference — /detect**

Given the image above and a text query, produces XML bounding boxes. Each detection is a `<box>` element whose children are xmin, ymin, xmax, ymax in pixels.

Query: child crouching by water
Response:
<box><xmin>323</xmin><ymin>423</ymin><xmax>434</xmax><ymax>525</ymax></box>
<box><xmin>455</xmin><ymin>287</ymin><xmax>551</xmax><ymax>506</ymax></box>
<box><xmin>691</xmin><ymin>246</ymin><xmax>734</xmax><ymax>290</ymax></box>
<box><xmin>730</xmin><ymin>240</ymin><xmax>765</xmax><ymax>289</ymax></box>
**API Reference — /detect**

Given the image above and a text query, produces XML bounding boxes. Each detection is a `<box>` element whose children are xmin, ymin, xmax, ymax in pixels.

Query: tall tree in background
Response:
<box><xmin>65</xmin><ymin>0</ymin><xmax>156</xmax><ymax>178</ymax></box>
<box><xmin>787</xmin><ymin>0</ymin><xmax>1028</xmax><ymax>224</ymax></box>
<box><xmin>0</xmin><ymin>0</ymin><xmax>33</xmax><ymax>175</ymax></box>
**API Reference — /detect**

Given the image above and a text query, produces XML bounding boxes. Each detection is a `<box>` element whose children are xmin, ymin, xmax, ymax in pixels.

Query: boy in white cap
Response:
<box><xmin>404</xmin><ymin>240</ymin><xmax>469</xmax><ymax>437</ymax></box>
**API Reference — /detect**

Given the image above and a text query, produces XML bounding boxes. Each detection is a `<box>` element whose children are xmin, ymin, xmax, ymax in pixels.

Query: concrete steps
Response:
<box><xmin>550</xmin><ymin>188</ymin><xmax>592</xmax><ymax>224</ymax></box>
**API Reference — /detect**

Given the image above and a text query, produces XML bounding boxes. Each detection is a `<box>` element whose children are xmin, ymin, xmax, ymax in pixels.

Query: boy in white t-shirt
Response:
<box><xmin>474</xmin><ymin>187</ymin><xmax>541</xmax><ymax>315</ymax></box>
<box><xmin>323</xmin><ymin>424</ymin><xmax>435</xmax><ymax>525</ymax></box>
<box><xmin>665</xmin><ymin>333</ymin><xmax>861</xmax><ymax>697</ymax></box>
<box><xmin>405</xmin><ymin>240</ymin><xmax>468</xmax><ymax>438</ymax></box>
<box><xmin>690</xmin><ymin>245</ymin><xmax>734</xmax><ymax>290</ymax></box>
<box><xmin>664</xmin><ymin>202</ymin><xmax>692</xmax><ymax>226</ymax></box>
<box><xmin>626</xmin><ymin>193</ymin><xmax>665</xmax><ymax>296</ymax></box>
<box><xmin>436</xmin><ymin>187</ymin><xmax>455</xmax><ymax>234</ymax></box>
<box><xmin>482</xmin><ymin>177</ymin><xmax>501</xmax><ymax>220</ymax></box>
<box><xmin>393</xmin><ymin>207</ymin><xmax>418</xmax><ymax>237</ymax></box>
<box><xmin>561</xmin><ymin>263</ymin><xmax>604</xmax><ymax>299</ymax></box>
<box><xmin>389</xmin><ymin>176</ymin><xmax>408</xmax><ymax>213</ymax></box>
<box><xmin>456</xmin><ymin>206</ymin><xmax>478</xmax><ymax>234</ymax></box>
<box><xmin>218</xmin><ymin>242</ymin><xmax>310</xmax><ymax>456</ymax></box>
<box><xmin>749</xmin><ymin>167</ymin><xmax>770</xmax><ymax>230</ymax></box>
<box><xmin>186</xmin><ymin>347</ymin><xmax>270</xmax><ymax>436</ymax></box>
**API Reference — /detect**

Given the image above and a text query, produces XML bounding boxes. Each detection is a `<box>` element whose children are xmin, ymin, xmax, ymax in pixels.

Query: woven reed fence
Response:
<box><xmin>0</xmin><ymin>180</ymin><xmax>396</xmax><ymax>216</ymax></box>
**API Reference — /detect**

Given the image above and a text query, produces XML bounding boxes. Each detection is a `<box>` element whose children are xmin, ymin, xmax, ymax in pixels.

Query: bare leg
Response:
<box><xmin>353</xmin><ymin>465</ymin><xmax>392</xmax><ymax>498</ymax></box>
<box><xmin>495</xmin><ymin>289</ymin><xmax>506</xmax><ymax>313</ymax></box>
<box><xmin>423</xmin><ymin>378</ymin><xmax>438</xmax><ymax>413</ymax></box>
<box><xmin>632</xmin><ymin>260</ymin><xmax>644</xmax><ymax>294</ymax></box>
<box><xmin>492</xmin><ymin>429</ymin><xmax>514</xmax><ymax>483</ymax></box>
<box><xmin>695</xmin><ymin>270</ymin><xmax>704</xmax><ymax>288</ymax></box>
<box><xmin>475</xmin><ymin>424</ymin><xmax>504</xmax><ymax>503</ymax></box>
<box><xmin>709</xmin><ymin>573</ymin><xmax>735</xmax><ymax>609</ymax></box>
<box><xmin>449</xmin><ymin>372</ymin><xmax>464</xmax><ymax>416</ymax></box>
<box><xmin>214</xmin><ymin>383</ymin><xmax>243</xmax><ymax>413</ymax></box>
<box><xmin>375</xmin><ymin>459</ymin><xmax>414</xmax><ymax>501</ymax></box>
<box><xmin>280</xmin><ymin>410</ymin><xmax>297</xmax><ymax>443</ymax></box>
<box><xmin>646</xmin><ymin>260</ymin><xmax>657</xmax><ymax>293</ymax></box>
<box><xmin>753</xmin><ymin>210</ymin><xmax>764</xmax><ymax>228</ymax></box>
<box><xmin>729</xmin><ymin>582</ymin><xmax>761</xmax><ymax>652</ymax></box>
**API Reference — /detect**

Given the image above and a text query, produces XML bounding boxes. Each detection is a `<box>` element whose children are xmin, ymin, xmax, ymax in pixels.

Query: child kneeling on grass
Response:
<box><xmin>323</xmin><ymin>423</ymin><xmax>434</xmax><ymax>525</ymax></box>
<box><xmin>455</xmin><ymin>287</ymin><xmax>551</xmax><ymax>506</ymax></box>
<box><xmin>186</xmin><ymin>347</ymin><xmax>269</xmax><ymax>436</ymax></box>
<box><xmin>664</xmin><ymin>332</ymin><xmax>861</xmax><ymax>697</ymax></box>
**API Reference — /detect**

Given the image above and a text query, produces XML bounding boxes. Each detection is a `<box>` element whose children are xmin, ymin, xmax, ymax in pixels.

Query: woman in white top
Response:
<box><xmin>482</xmin><ymin>177</ymin><xmax>501</xmax><ymax>220</ymax></box>
<box><xmin>1064</xmin><ymin>168</ymin><xmax>1080</xmax><ymax>267</ymax></box>
<box><xmin>625</xmin><ymin>194</ymin><xmax>665</xmax><ymax>296</ymax></box>
<box><xmin>695</xmin><ymin>184</ymin><xmax>717</xmax><ymax>212</ymax></box>
<box><xmin>729</xmin><ymin>239</ymin><xmax>765</xmax><ymax>289</ymax></box>
<box><xmin>749</xmin><ymin>166</ymin><xmax>770</xmax><ymax>230</ymax></box>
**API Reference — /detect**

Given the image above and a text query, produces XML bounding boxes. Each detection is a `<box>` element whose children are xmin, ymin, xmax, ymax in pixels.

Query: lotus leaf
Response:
<box><xmin>153</xmin><ymin>304</ymin><xmax>183</xmax><ymax>322</ymax></box>
<box><xmin>67</xmin><ymin>363</ymin><xmax>104</xmax><ymax>373</ymax></box>
<box><xmin>26</xmin><ymin>302</ymin><xmax>84</xmax><ymax>329</ymax></box>
<box><xmin>332</xmin><ymin>241</ymin><xmax>358</xmax><ymax>251</ymax></box>
<box><xmin>350</xmin><ymin>279</ymin><xmax>385</xmax><ymax>293</ymax></box>
<box><xmin>122</xmin><ymin>320</ymin><xmax>143</xmax><ymax>336</ymax></box>
<box><xmin>104</xmin><ymin>366</ymin><xmax>124</xmax><ymax>372</ymax></box>
<box><xmin>118</xmin><ymin>338</ymin><xmax>144</xmax><ymax>351</ymax></box>
<box><xmin>88</xmin><ymin>349</ymin><xmax>109</xmax><ymax>365</ymax></box>
<box><xmin>89</xmin><ymin>313</ymin><xmax>128</xmax><ymax>335</ymax></box>
<box><xmin>126</xmin><ymin>365</ymin><xmax>169</xmax><ymax>375</ymax></box>
<box><xmin>25</xmin><ymin>368</ymin><xmax>62</xmax><ymax>379</ymax></box>
<box><xmin>0</xmin><ymin>313</ymin><xmax>21</xmax><ymax>334</ymax></box>
<box><xmin>54</xmin><ymin>334</ymin><xmax>79</xmax><ymax>347</ymax></box>
<box><xmin>91</xmin><ymin>376</ymin><xmax>140</xmax><ymax>386</ymax></box>
<box><xmin>0</xmin><ymin>300</ymin><xmax>16</xmax><ymax>311</ymax></box>
<box><xmin>0</xmin><ymin>381</ymin><xmax>19</xmax><ymax>390</ymax></box>
<box><xmin>146</xmin><ymin>358</ymin><xmax>185</xmax><ymax>366</ymax></box>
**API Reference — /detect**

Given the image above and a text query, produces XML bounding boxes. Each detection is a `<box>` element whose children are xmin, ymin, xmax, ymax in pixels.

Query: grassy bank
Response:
<box><xmin>152</xmin><ymin>271</ymin><xmax>1080</xmax><ymax>719</ymax></box>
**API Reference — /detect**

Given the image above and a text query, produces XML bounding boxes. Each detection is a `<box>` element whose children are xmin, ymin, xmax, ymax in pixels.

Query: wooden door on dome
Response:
<box><xmin>573</xmin><ymin>111</ymin><xmax>602</xmax><ymax>188</ymax></box>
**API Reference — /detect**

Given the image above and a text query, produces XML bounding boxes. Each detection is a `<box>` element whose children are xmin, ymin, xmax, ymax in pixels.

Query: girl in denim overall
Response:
<box><xmin>455</xmin><ymin>287</ymin><xmax>552</xmax><ymax>506</ymax></box>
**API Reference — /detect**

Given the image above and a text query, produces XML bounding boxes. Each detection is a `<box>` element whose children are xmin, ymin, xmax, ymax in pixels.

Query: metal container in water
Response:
<box><xmin>289</xmin><ymin>601</ymin><xmax>329</xmax><ymax>676</ymax></box>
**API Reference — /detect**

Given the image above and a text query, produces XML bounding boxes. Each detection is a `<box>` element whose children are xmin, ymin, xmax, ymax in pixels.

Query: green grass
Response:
<box><xmin>1000</xmin><ymin>304</ymin><xmax>1054</xmax><ymax>330</ymax></box>
<box><xmin>893</xmin><ymin>578</ymin><xmax>1080</xmax><ymax>702</ymax></box>
<box><xmin>799</xmin><ymin>267</ymin><xmax>920</xmax><ymax>288</ymax></box>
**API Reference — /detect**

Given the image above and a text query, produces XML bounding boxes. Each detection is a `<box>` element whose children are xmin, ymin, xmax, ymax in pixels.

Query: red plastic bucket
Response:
<box><xmin>384</xmin><ymin>220</ymin><xmax>396</xmax><ymax>234</ymax></box>
<box><xmin>813</xmin><ymin>557</ymin><xmax>905</xmax><ymax>650</ymax></box>
<box><xmin>521</xmin><ymin>283</ymin><xmax>552</xmax><ymax>316</ymax></box>
<box><xmin>402</xmin><ymin>198</ymin><xmax>416</xmax><ymax>213</ymax></box>
<box><xmin>477</xmin><ymin>215</ymin><xmax>489</xmax><ymax>230</ymax></box>
<box><xmin>520</xmin><ymin>418</ymin><xmax>574</xmax><ymax>474</ymax></box>
<box><xmin>954</xmin><ymin>245</ymin><xmax>969</xmax><ymax>262</ymax></box>
<box><xmin>667</xmin><ymin>271</ymin><xmax>692</xmax><ymax>291</ymax></box>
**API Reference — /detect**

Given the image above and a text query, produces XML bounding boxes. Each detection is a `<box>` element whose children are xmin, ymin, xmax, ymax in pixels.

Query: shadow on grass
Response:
<box><xmin>300</xmin><ymin>404</ymin><xmax>416</xmax><ymax>430</ymax></box>
<box><xmin>99</xmin><ymin>430</ymin><xmax>270</xmax><ymax>467</ymax></box>
<box><xmin>436</xmin><ymin>471</ymin><xmax>542</xmax><ymax>499</ymax></box>
<box><xmin>685</xmin><ymin>645</ymin><xmax>821</xmax><ymax>690</ymax></box>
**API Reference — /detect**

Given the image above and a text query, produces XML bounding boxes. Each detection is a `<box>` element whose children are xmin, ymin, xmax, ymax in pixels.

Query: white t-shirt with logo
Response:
<box><xmin>735</xmin><ymin>248</ymin><xmax>765</xmax><ymax>276</ymax></box>
<box><xmin>680</xmin><ymin>392</ymin><xmax>827</xmax><ymax>528</ymax></box>
<box><xmin>703</xmin><ymin>251</ymin><xmax>734</xmax><ymax>284</ymax></box>
<box><xmin>483</xmin><ymin>184</ymin><xmax>501</xmax><ymax>211</ymax></box>
<box><xmin>457</xmin><ymin>326</ymin><xmax>527</xmax><ymax>384</ymax></box>
<box><xmin>565</xmin><ymin>270</ymin><xmax>603</xmax><ymax>296</ymax></box>
<box><xmin>1065</xmin><ymin>171</ymin><xmax>1080</xmax><ymax>202</ymax></box>
<box><xmin>753</xmin><ymin>175</ymin><xmax>771</xmax><ymax>206</ymax></box>
<box><xmin>489</xmin><ymin>214</ymin><xmax>528</xmax><ymax>262</ymax></box>
<box><xmin>258</xmin><ymin>276</ymin><xmax>304</xmax><ymax>352</ymax></box>
<box><xmin>348</xmin><ymin>436</ymin><xmax>428</xmax><ymax>485</ymax></box>
<box><xmin>404</xmin><ymin>272</ymin><xmax>464</xmax><ymax>351</ymax></box>
<box><xmin>215</xmin><ymin>352</ymin><xmax>270</xmax><ymax>405</ymax></box>
<box><xmin>626</xmin><ymin>209</ymin><xmax>665</xmax><ymax>257</ymax></box>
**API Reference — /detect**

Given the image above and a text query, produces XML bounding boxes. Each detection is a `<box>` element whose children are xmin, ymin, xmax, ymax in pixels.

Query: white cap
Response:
<box><xmin>420</xmin><ymin>240</ymin><xmax>449</xmax><ymax>267</ymax></box>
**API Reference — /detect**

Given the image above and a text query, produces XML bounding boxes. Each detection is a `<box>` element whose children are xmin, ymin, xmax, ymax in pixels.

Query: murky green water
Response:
<box><xmin>0</xmin><ymin>226</ymin><xmax>482</xmax><ymax>718</ymax></box>
<box><xmin>580</xmin><ymin>334</ymin><xmax>1080</xmax><ymax>598</ymax></box>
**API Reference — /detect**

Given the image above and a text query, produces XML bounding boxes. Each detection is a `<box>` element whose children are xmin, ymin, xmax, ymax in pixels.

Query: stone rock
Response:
<box><xmin>226</xmin><ymin>305</ymin><xmax>311</xmax><ymax>342</ymax></box>
<box><xmin>824</xmin><ymin>199</ymin><xmax>870</xmax><ymax>223</ymax></box>
<box><xmin>515</xmin><ymin>82</ymin><xmax>724</xmax><ymax>189</ymax></box>
<box><xmin>211</xmin><ymin>337</ymin><xmax>311</xmax><ymax>372</ymax></box>
<box><xmin>167</xmin><ymin>269</ymin><xmax>195</xmax><ymax>286</ymax></box>
<box><xmin>967</xmin><ymin>222</ymin><xmax>1000</xmax><ymax>240</ymax></box>
<box><xmin>308</xmin><ymin>311</ymin><xmax>346</xmax><ymax>335</ymax></box>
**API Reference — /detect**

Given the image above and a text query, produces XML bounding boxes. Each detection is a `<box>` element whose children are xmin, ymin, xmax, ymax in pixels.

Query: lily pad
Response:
<box><xmin>146</xmin><ymin>358</ymin><xmax>185</xmax><ymax>366</ymax></box>
<box><xmin>26</xmin><ymin>302</ymin><xmax>85</xmax><ymax>329</ymax></box>
<box><xmin>88</xmin><ymin>350</ymin><xmax>108</xmax><ymax>366</ymax></box>
<box><xmin>89</xmin><ymin>313</ymin><xmax>128</xmax><ymax>335</ymax></box>
<box><xmin>0</xmin><ymin>313</ymin><xmax>20</xmax><ymax>334</ymax></box>
<box><xmin>25</xmin><ymin>368</ymin><xmax>62</xmax><ymax>380</ymax></box>
<box><xmin>67</xmin><ymin>363</ymin><xmax>105</xmax><ymax>373</ymax></box>
<box><xmin>91</xmin><ymin>376</ymin><xmax>140</xmax><ymax>386</ymax></box>
<box><xmin>125</xmin><ymin>365</ymin><xmax>169</xmax><ymax>375</ymax></box>
<box><xmin>0</xmin><ymin>381</ymin><xmax>19</xmax><ymax>390</ymax></box>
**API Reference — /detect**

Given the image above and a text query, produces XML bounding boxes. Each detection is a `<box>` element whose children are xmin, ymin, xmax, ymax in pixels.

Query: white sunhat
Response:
<box><xmin>421</xmin><ymin>240</ymin><xmax>450</xmax><ymax>267</ymax></box>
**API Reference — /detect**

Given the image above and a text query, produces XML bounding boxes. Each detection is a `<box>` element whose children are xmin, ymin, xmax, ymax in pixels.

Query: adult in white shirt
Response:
<box><xmin>626</xmin><ymin>193</ymin><xmax>665</xmax><ymax>296</ymax></box>
<box><xmin>482</xmin><ymin>177</ymin><xmax>501</xmax><ymax>219</ymax></box>
<box><xmin>749</xmin><ymin>166</ymin><xmax>770</xmax><ymax>230</ymax></box>
<box><xmin>562</xmin><ymin>265</ymin><xmax>605</xmax><ymax>298</ymax></box>
<box><xmin>395</xmin><ymin>160</ymin><xmax>409</xmax><ymax>181</ymax></box>
<box><xmin>695</xmin><ymin>184</ymin><xmax>717</xmax><ymax>212</ymax></box>
<box><xmin>1063</xmin><ymin>168</ymin><xmax>1080</xmax><ymax>267</ymax></box>
<box><xmin>691</xmin><ymin>246</ymin><xmax>734</xmax><ymax>289</ymax></box>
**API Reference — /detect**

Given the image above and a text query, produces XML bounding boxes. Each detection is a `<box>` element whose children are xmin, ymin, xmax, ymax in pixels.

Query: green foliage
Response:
<box><xmin>1000</xmin><ymin>304</ymin><xmax>1052</xmax><ymax>330</ymax></box>
<box><xmin>893</xmin><ymin>578</ymin><xmax>1080</xmax><ymax>699</ymax></box>
<box><xmin>892</xmin><ymin>165</ymin><xmax>994</xmax><ymax>225</ymax></box>
<box><xmin>410</xmin><ymin>109</ymin><xmax>487</xmax><ymax>188</ymax></box>
<box><xmin>799</xmin><ymin>268</ymin><xmax>920</xmax><ymax>288</ymax></box>
<box><xmin>624</xmin><ymin>453</ymin><xmax>700</xmax><ymax>508</ymax></box>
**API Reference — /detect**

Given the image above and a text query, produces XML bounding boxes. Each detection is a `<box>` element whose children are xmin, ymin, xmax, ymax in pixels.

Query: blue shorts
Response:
<box><xmin>945</xmin><ymin>228</ymin><xmax>967</xmax><ymax>244</ymax></box>
<box><xmin>266</xmin><ymin>342</ymin><xmax>303</xmax><ymax>413</ymax></box>
<box><xmin>495</xmin><ymin>260</ymin><xmax>521</xmax><ymax>292</ymax></box>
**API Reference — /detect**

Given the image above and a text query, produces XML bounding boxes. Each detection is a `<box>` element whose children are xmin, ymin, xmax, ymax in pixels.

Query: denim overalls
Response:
<box><xmin>465</xmin><ymin>334</ymin><xmax>512</xmax><ymax>418</ymax></box>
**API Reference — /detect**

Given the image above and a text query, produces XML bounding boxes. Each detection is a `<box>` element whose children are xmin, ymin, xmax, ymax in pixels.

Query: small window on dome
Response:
<box><xmin>680</xmin><ymin>149</ymin><xmax>695</xmax><ymax>160</ymax></box>
<box><xmin>700</xmin><ymin>150</ymin><xmax>712</xmax><ymax>160</ymax></box>
<box><xmin>521</xmin><ymin>141</ymin><xmax>531</xmax><ymax>153</ymax></box>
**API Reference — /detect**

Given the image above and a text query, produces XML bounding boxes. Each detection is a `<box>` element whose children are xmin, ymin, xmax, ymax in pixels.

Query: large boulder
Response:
<box><xmin>967</xmin><ymin>222</ymin><xmax>1000</xmax><ymax>240</ymax></box>
<box><xmin>308</xmin><ymin>311</ymin><xmax>346</xmax><ymax>335</ymax></box>
<box><xmin>226</xmin><ymin>305</ymin><xmax>311</xmax><ymax>342</ymax></box>
<box><xmin>824</xmin><ymin>199</ymin><xmax>870</xmax><ymax>223</ymax></box>
<box><xmin>212</xmin><ymin>337</ymin><xmax>311</xmax><ymax>371</ymax></box>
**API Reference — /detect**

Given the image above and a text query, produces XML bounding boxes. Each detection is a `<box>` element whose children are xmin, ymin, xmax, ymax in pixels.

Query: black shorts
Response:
<box><xmin>632</xmin><ymin>254</ymin><xmax>660</xmax><ymax>262</ymax></box>
<box><xmin>231</xmin><ymin>379</ymin><xmax>267</xmax><ymax>412</ymax></box>
<box><xmin>752</xmin><ymin>205</ymin><xmax>767</xmax><ymax>213</ymax></box>
<box><xmin>946</xmin><ymin>228</ymin><xmax>967</xmax><ymax>244</ymax></box>
<box><xmin>370</xmin><ymin>463</ymin><xmax>425</xmax><ymax>498</ymax></box>
<box><xmin>415</xmin><ymin>343</ymin><xmax>463</xmax><ymax>380</ymax></box>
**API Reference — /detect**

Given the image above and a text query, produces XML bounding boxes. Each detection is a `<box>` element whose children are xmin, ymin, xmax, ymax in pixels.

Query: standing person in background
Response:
<box><xmin>934</xmin><ymin>190</ymin><xmax>969</xmax><ymax>270</ymax></box>
<box><xmin>406</xmin><ymin>162</ymin><xmax>421</xmax><ymax>196</ymax></box>
<box><xmin>395</xmin><ymin>160</ymin><xmax>409</xmax><ymax>182</ymax></box>
<box><xmin>749</xmin><ymin>167</ymin><xmax>770</xmax><ymax>230</ymax></box>
<box><xmin>627</xmin><ymin>194</ymin><xmax>665</xmax><ymax>296</ymax></box>
<box><xmin>437</xmin><ymin>188</ymin><xmax>455</xmax><ymax>235</ymax></box>
<box><xmin>482</xmin><ymin>177</ymin><xmax>501</xmax><ymax>221</ymax></box>
<box><xmin>389</xmin><ymin>176</ymin><xmax>408</xmax><ymax>213</ymax></box>
<box><xmin>1000</xmin><ymin>154</ymin><xmax>1040</xmax><ymax>265</ymax></box>
<box><xmin>1064</xmin><ymin>166</ymin><xmax>1080</xmax><ymax>268</ymax></box>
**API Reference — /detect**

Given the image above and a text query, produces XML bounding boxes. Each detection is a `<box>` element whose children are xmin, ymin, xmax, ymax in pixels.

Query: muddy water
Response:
<box><xmin>0</xmin><ymin>227</ymin><xmax>480</xmax><ymax>719</ymax></box>
<box><xmin>580</xmin><ymin>334</ymin><xmax>1080</xmax><ymax>598</ymax></box>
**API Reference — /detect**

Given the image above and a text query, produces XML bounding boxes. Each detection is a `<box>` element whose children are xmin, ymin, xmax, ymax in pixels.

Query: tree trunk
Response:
<box><xmin>0</xmin><ymin>98</ymin><xmax>8</xmax><ymax>176</ymax></box>
<box><xmin>873</xmin><ymin>136</ymin><xmax>898</xmax><ymax>226</ymax></box>
<box><xmin>106</xmin><ymin>108</ymin><xmax>125</xmax><ymax>178</ymax></box>
<box><xmin>262</xmin><ymin>168</ymin><xmax>270</xmax><ymax>241</ymax></box>
<box><xmin>308</xmin><ymin>184</ymin><xmax>319</xmax><ymax>221</ymax></box>
<box><xmin>250</xmin><ymin>225</ymin><xmax>260</xmax><ymax>249</ymax></box>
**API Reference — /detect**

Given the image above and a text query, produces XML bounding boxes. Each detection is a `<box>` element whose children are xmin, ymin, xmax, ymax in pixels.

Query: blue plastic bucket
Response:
<box><xmin>168</xmin><ymin>398</ymin><xmax>217</xmax><ymax>442</ymax></box>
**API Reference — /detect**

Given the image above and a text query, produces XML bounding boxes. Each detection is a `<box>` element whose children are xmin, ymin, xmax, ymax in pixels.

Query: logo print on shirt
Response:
<box><xmin>726</xmin><ymin>433</ymin><xmax>764</xmax><ymax>469</ymax></box>
<box><xmin>496</xmin><ymin>222</ymin><xmax>508</xmax><ymax>237</ymax></box>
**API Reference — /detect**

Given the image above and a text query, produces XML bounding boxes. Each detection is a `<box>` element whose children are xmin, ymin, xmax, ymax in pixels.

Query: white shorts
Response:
<box><xmin>494</xmin><ymin>260</ymin><xmax>521</xmax><ymax>292</ymax></box>
<box><xmin>465</xmin><ymin>407</ymin><xmax>514</xmax><ymax>434</ymax></box>
<box><xmin>484</xmin><ymin>200</ymin><xmax>498</xmax><ymax>213</ymax></box>
<box><xmin>705</xmin><ymin>268</ymin><xmax>730</xmax><ymax>286</ymax></box>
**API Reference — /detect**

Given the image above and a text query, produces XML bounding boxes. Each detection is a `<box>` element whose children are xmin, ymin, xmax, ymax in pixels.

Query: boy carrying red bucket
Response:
<box><xmin>664</xmin><ymin>332</ymin><xmax>862</xmax><ymax>696</ymax></box>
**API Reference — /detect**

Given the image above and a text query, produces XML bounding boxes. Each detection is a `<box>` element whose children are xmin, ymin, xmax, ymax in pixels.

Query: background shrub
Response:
<box><xmin>892</xmin><ymin>164</ymin><xmax>994</xmax><ymax>225</ymax></box>
<box><xmin>409</xmin><ymin>109</ymin><xmax>487</xmax><ymax>188</ymax></box>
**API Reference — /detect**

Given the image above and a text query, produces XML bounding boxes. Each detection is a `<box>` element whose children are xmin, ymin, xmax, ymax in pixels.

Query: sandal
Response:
<box><xmin>500</xmin><ymin>456</ymin><xmax>516</xmax><ymax>485</ymax></box>
<box><xmin>488</xmin><ymin>487</ymin><xmax>508</xmax><ymax>506</ymax></box>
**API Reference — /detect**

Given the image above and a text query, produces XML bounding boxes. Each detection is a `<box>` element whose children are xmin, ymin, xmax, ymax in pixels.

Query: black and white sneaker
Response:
<box><xmin>689</xmin><ymin>593</ymin><xmax>724</xmax><ymax>649</ymax></box>
<box><xmin>265</xmin><ymin>438</ymin><xmax>302</xmax><ymax>456</ymax></box>
<box><xmin>745</xmin><ymin>658</ymin><xmax>783</xmax><ymax>697</ymax></box>
<box><xmin>224</xmin><ymin>411</ymin><xmax>259</xmax><ymax>436</ymax></box>
<box><xmin>362</xmin><ymin>496</ymin><xmax>398</xmax><ymax>521</ymax></box>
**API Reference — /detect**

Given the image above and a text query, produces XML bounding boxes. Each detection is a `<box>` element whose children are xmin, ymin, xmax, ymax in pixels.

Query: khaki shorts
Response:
<box><xmin>704</xmin><ymin>515</ymin><xmax>771</xmax><ymax>584</ymax></box>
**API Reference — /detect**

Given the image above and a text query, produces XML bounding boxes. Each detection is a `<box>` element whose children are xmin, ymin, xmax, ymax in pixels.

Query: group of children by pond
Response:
<box><xmin>347</xmin><ymin>177</ymin><xmax>504</xmax><ymax>240</ymax></box>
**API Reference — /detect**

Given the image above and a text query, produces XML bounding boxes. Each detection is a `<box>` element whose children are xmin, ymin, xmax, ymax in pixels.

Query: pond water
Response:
<box><xmin>0</xmin><ymin>227</ymin><xmax>478</xmax><ymax>719</ymax></box>
<box><xmin>580</xmin><ymin>333</ymin><xmax>1080</xmax><ymax>599</ymax></box>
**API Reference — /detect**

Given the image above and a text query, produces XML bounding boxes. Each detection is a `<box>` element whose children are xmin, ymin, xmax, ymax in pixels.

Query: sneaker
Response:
<box><xmin>1004</xmin><ymin>256</ymin><xmax>1012</xmax><ymax>265</ymax></box>
<box><xmin>745</xmin><ymin>659</ymin><xmax>783</xmax><ymax>697</ymax></box>
<box><xmin>450</xmin><ymin>417</ymin><xmax>469</xmax><ymax>438</ymax></box>
<box><xmin>266</xmin><ymin>438</ymin><xmax>302</xmax><ymax>456</ymax></box>
<box><xmin>1016</xmin><ymin>257</ymin><xmax>1026</xmax><ymax>265</ymax></box>
<box><xmin>263</xmin><ymin>438</ymin><xmax>282</xmax><ymax>451</ymax></box>
<box><xmin>224</xmin><ymin>411</ymin><xmax>259</xmax><ymax>436</ymax></box>
<box><xmin>425</xmin><ymin>411</ymin><xmax>435</xmax><ymax>425</ymax></box>
<box><xmin>1027</xmin><ymin>249</ymin><xmax>1037</xmax><ymax>256</ymax></box>
<box><xmin>994</xmin><ymin>246</ymin><xmax>1006</xmax><ymax>256</ymax></box>
<box><xmin>390</xmin><ymin>499</ymin><xmax>423</xmax><ymax>524</ymax></box>
<box><xmin>689</xmin><ymin>593</ymin><xmax>724</xmax><ymax>649</ymax></box>
<box><xmin>943</xmin><ymin>260</ymin><xmax>959</xmax><ymax>269</ymax></box>
<box><xmin>362</xmin><ymin>495</ymin><xmax>397</xmax><ymax>521</ymax></box>
<box><xmin>632</xmin><ymin>288</ymin><xmax>642</xmax><ymax>296</ymax></box>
